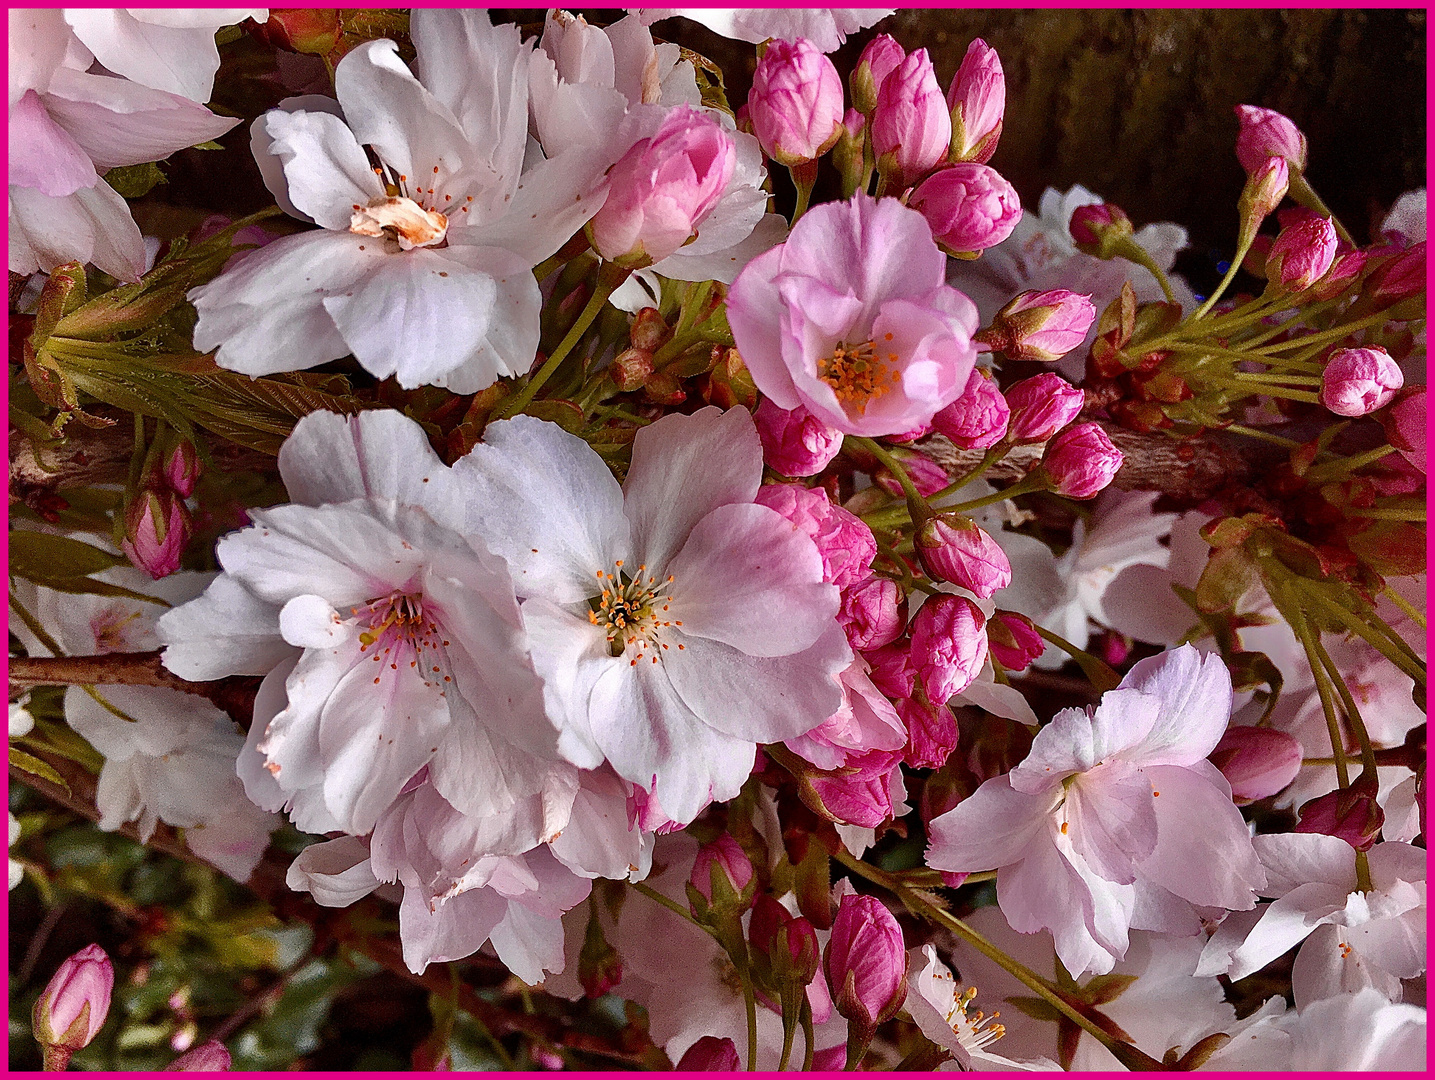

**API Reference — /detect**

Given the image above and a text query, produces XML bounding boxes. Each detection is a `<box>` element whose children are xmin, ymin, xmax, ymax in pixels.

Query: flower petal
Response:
<box><xmin>261</xmin><ymin>106</ymin><xmax>384</xmax><ymax>230</ymax></box>
<box><xmin>1009</xmin><ymin>688</ymin><xmax>1159</xmax><ymax>794</ymax></box>
<box><xmin>1063</xmin><ymin>760</ymin><xmax>1157</xmax><ymax>885</ymax></box>
<box><xmin>8</xmin><ymin>180</ymin><xmax>145</xmax><ymax>281</ymax></box>
<box><xmin>624</xmin><ymin>406</ymin><xmax>762</xmax><ymax>574</ymax></box>
<box><xmin>925</xmin><ymin>775</ymin><xmax>1052</xmax><ymax>874</ymax></box>
<box><xmin>1117</xmin><ymin>643</ymin><xmax>1233</xmax><ymax>766</ymax></box>
<box><xmin>399</xmin><ymin>884</ymin><xmax>509</xmax><ymax>974</ymax></box>
<box><xmin>517</xmin><ymin>596</ymin><xmax>613</xmax><ymax>768</ymax></box>
<box><xmin>286</xmin><ymin>836</ymin><xmax>381</xmax><ymax>907</ymax></box>
<box><xmin>9</xmin><ymin>90</ymin><xmax>95</xmax><ymax>197</ymax></box>
<box><xmin>457</xmin><ymin>415</ymin><xmax>630</xmax><ymax>605</ymax></box>
<box><xmin>158</xmin><ymin>574</ymin><xmax>292</xmax><ymax>681</ymax></box>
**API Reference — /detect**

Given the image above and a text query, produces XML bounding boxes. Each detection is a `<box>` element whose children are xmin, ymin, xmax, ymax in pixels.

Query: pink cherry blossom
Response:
<box><xmin>1042</xmin><ymin>422</ymin><xmax>1124</xmax><ymax>498</ymax></box>
<box><xmin>1321</xmin><ymin>346</ymin><xmax>1404</xmax><ymax>417</ymax></box>
<box><xmin>946</xmin><ymin>38</ymin><xmax>1005</xmax><ymax>165</ymax></box>
<box><xmin>754</xmin><ymin>483</ymin><xmax>876</xmax><ymax>588</ymax></box>
<box><xmin>748</xmin><ymin>38</ymin><xmax>844</xmax><ymax>166</ymax></box>
<box><xmin>837</xmin><ymin>575</ymin><xmax>906</xmax><ymax>651</ymax></box>
<box><xmin>730</xmin><ymin>193</ymin><xmax>980</xmax><ymax>437</ymax></box>
<box><xmin>1234</xmin><ymin>104</ymin><xmax>1308</xmax><ymax>175</ymax></box>
<box><xmin>1004</xmin><ymin>372</ymin><xmax>1085</xmax><ymax>442</ymax></box>
<box><xmin>907</xmin><ymin>163</ymin><xmax>1022</xmax><ymax>255</ymax></box>
<box><xmin>870</xmin><ymin>48</ymin><xmax>950</xmax><ymax>187</ymax></box>
<box><xmin>753</xmin><ymin>398</ymin><xmax>844</xmax><ymax>477</ymax></box>
<box><xmin>909</xmin><ymin>594</ymin><xmax>988</xmax><ymax>703</ymax></box>
<box><xmin>927</xmin><ymin>645</ymin><xmax>1266</xmax><ymax>976</ymax></box>
<box><xmin>931</xmin><ymin>367</ymin><xmax>1010</xmax><ymax>449</ymax></box>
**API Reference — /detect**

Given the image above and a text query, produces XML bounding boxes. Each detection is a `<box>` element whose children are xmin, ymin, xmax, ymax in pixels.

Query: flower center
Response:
<box><xmin>949</xmin><ymin>985</ymin><xmax>1006</xmax><ymax>1050</ymax></box>
<box><xmin>818</xmin><ymin>336</ymin><xmax>899</xmax><ymax>415</ymax></box>
<box><xmin>349</xmin><ymin>196</ymin><xmax>448</xmax><ymax>251</ymax></box>
<box><xmin>588</xmin><ymin>560</ymin><xmax>682</xmax><ymax>663</ymax></box>
<box><xmin>351</xmin><ymin>592</ymin><xmax>452</xmax><ymax>688</ymax></box>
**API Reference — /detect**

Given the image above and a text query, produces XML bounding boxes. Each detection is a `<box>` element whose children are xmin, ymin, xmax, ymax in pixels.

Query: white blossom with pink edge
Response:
<box><xmin>1199</xmin><ymin>988</ymin><xmax>1426</xmax><ymax>1071</ymax></box>
<box><xmin>158</xmin><ymin>409</ymin><xmax>574</xmax><ymax>847</ymax></box>
<box><xmin>632</xmin><ymin>9</ymin><xmax>893</xmax><ymax>53</ymax></box>
<box><xmin>10</xmin><ymin>564</ymin><xmax>279</xmax><ymax>882</ymax></box>
<box><xmin>927</xmin><ymin>645</ymin><xmax>1265</xmax><ymax>977</ymax></box>
<box><xmin>9</xmin><ymin>9</ymin><xmax>239</xmax><ymax>281</ymax></box>
<box><xmin>1196</xmin><ymin>834</ymin><xmax>1426</xmax><ymax>1008</ymax></box>
<box><xmin>457</xmin><ymin>407</ymin><xmax>851</xmax><ymax>825</ymax></box>
<box><xmin>192</xmin><ymin>9</ymin><xmax>611</xmax><ymax>391</ymax></box>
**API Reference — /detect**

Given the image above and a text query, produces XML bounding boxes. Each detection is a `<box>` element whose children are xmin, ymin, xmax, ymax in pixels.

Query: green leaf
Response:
<box><xmin>103</xmin><ymin>162</ymin><xmax>166</xmax><ymax>199</ymax></box>
<box><xmin>9</xmin><ymin>531</ymin><xmax>126</xmax><ymax>580</ymax></box>
<box><xmin>9</xmin><ymin>746</ymin><xmax>69</xmax><ymax>792</ymax></box>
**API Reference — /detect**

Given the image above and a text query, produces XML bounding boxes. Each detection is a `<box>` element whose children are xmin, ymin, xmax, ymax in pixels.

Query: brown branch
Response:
<box><xmin>9</xmin><ymin>652</ymin><xmax>260</xmax><ymax>730</ymax></box>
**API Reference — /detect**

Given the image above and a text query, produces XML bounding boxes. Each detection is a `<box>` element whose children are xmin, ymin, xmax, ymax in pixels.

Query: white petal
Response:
<box><xmin>261</xmin><ymin>106</ymin><xmax>383</xmax><ymax>230</ymax></box>
<box><xmin>1063</xmin><ymin>761</ymin><xmax>1157</xmax><ymax>885</ymax></box>
<box><xmin>399</xmin><ymin>885</ymin><xmax>509</xmax><ymax>974</ymax></box>
<box><xmin>1117</xmin><ymin>645</ymin><xmax>1233</xmax><ymax>766</ymax></box>
<box><xmin>8</xmin><ymin>90</ymin><xmax>95</xmax><ymax>196</ymax></box>
<box><xmin>550</xmin><ymin>769</ymin><xmax>649</xmax><ymax>880</ymax></box>
<box><xmin>1010</xmin><ymin>689</ymin><xmax>1159</xmax><ymax>794</ymax></box>
<box><xmin>63</xmin><ymin>9</ymin><xmax>227</xmax><ymax>102</ymax></box>
<box><xmin>649</xmin><ymin>211</ymin><xmax>788</xmax><ymax>283</ymax></box>
<box><xmin>249</xmin><ymin>95</ymin><xmax>346</xmax><ymax>223</ymax></box>
<box><xmin>518</xmin><ymin>597</ymin><xmax>613</xmax><ymax>768</ymax></box>
<box><xmin>1252</xmin><ymin>831</ymin><xmax>1358</xmax><ymax>895</ymax></box>
<box><xmin>1223</xmin><ymin>884</ymin><xmax>1347</xmax><ymax>981</ymax></box>
<box><xmin>158</xmin><ymin>574</ymin><xmax>292</xmax><ymax>680</ymax></box>
<box><xmin>236</xmin><ymin>657</ymin><xmax>297</xmax><ymax>813</ymax></box>
<box><xmin>457</xmin><ymin>415</ymin><xmax>630</xmax><ymax>605</ymax></box>
<box><xmin>9</xmin><ymin>180</ymin><xmax>145</xmax><ymax>281</ymax></box>
<box><xmin>926</xmin><ymin>776</ymin><xmax>1052</xmax><ymax>874</ymax></box>
<box><xmin>624</xmin><ymin>406</ymin><xmax>762</xmax><ymax>573</ymax></box>
<box><xmin>286</xmin><ymin>837</ymin><xmax>381</xmax><ymax>907</ymax></box>
<box><xmin>662</xmin><ymin>622</ymin><xmax>849</xmax><ymax>742</ymax></box>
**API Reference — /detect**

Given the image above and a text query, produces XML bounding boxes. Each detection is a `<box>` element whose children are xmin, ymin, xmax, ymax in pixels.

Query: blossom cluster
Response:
<box><xmin>8</xmin><ymin>7</ymin><xmax>1425</xmax><ymax>1072</ymax></box>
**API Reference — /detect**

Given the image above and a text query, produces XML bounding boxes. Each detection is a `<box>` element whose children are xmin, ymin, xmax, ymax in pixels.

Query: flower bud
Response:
<box><xmin>33</xmin><ymin>944</ymin><xmax>113</xmax><ymax>1069</ymax></box>
<box><xmin>121</xmin><ymin>488</ymin><xmax>191</xmax><ymax>579</ymax></box>
<box><xmin>1294</xmin><ymin>772</ymin><xmax>1384</xmax><ymax>851</ymax></box>
<box><xmin>254</xmin><ymin>9</ymin><xmax>341</xmax><ymax>55</ymax></box>
<box><xmin>630</xmin><ymin>307</ymin><xmax>671</xmax><ymax>351</ymax></box>
<box><xmin>901</xmin><ymin>694</ymin><xmax>960</xmax><ymax>770</ymax></box>
<box><xmin>981</xmin><ymin>289</ymin><xmax>1097</xmax><ymax>362</ymax></box>
<box><xmin>870</xmin><ymin>49</ymin><xmax>951</xmax><ymax>188</ymax></box>
<box><xmin>824</xmin><ymin>894</ymin><xmax>908</xmax><ymax>1033</ymax></box>
<box><xmin>908</xmin><ymin>163</ymin><xmax>1021</xmax><ymax>256</ymax></box>
<box><xmin>1383</xmin><ymin>386</ymin><xmax>1425</xmax><ymax>473</ymax></box>
<box><xmin>1234</xmin><ymin>105</ymin><xmax>1308</xmax><ymax>175</ymax></box>
<box><xmin>1367</xmin><ymin>241</ymin><xmax>1426</xmax><ymax>304</ymax></box>
<box><xmin>909</xmin><ymin>594</ymin><xmax>988</xmax><ymax>703</ymax></box>
<box><xmin>165</xmin><ymin>1040</ymin><xmax>232</xmax><ymax>1071</ymax></box>
<box><xmin>1004</xmin><ymin>373</ymin><xmax>1085</xmax><ymax>442</ymax></box>
<box><xmin>755</xmin><ymin>483</ymin><xmax>877</xmax><ymax>588</ymax></box>
<box><xmin>1237</xmin><ymin>155</ymin><xmax>1289</xmax><ymax>227</ymax></box>
<box><xmin>807</xmin><ymin>748</ymin><xmax>904</xmax><ymax>827</ymax></box>
<box><xmin>915</xmin><ymin>516</ymin><xmax>1011</xmax><ymax>598</ymax></box>
<box><xmin>749</xmin><ymin>39</ymin><xmax>845</xmax><ymax>166</ymax></box>
<box><xmin>609</xmin><ymin>347</ymin><xmax>655</xmax><ymax>392</ymax></box>
<box><xmin>754</xmin><ymin>398</ymin><xmax>844</xmax><ymax>477</ymax></box>
<box><xmin>946</xmin><ymin>38</ymin><xmax>1005</xmax><ymax>164</ymax></box>
<box><xmin>750</xmin><ymin>895</ymin><xmax>820</xmax><ymax>986</ymax></box>
<box><xmin>1320</xmin><ymin>346</ymin><xmax>1403</xmax><ymax>417</ymax></box>
<box><xmin>1309</xmin><ymin>248</ymin><xmax>1367</xmax><ymax>302</ymax></box>
<box><xmin>873</xmin><ymin>446</ymin><xmax>950</xmax><ymax>498</ymax></box>
<box><xmin>851</xmin><ymin>34</ymin><xmax>906</xmax><ymax>114</ymax></box>
<box><xmin>1069</xmin><ymin>202</ymin><xmax>1134</xmax><ymax>258</ymax></box>
<box><xmin>676</xmin><ymin>1036</ymin><xmax>741</xmax><ymax>1071</ymax></box>
<box><xmin>886</xmin><ymin>419</ymin><xmax>933</xmax><ymax>444</ymax></box>
<box><xmin>987</xmin><ymin>610</ymin><xmax>1044</xmax><ymax>671</ymax></box>
<box><xmin>1041</xmin><ymin>422</ymin><xmax>1124</xmax><ymax>499</ymax></box>
<box><xmin>689</xmin><ymin>835</ymin><xmax>756</xmax><ymax>911</ymax></box>
<box><xmin>1209</xmin><ymin>725</ymin><xmax>1303</xmax><ymax>805</ymax></box>
<box><xmin>839</xmin><ymin>575</ymin><xmax>907</xmax><ymax>651</ymax></box>
<box><xmin>1265</xmin><ymin>214</ymin><xmax>1337</xmax><ymax>293</ymax></box>
<box><xmin>588</xmin><ymin>108</ymin><xmax>735</xmax><ymax>267</ymax></box>
<box><xmin>931</xmin><ymin>368</ymin><xmax>1009</xmax><ymax>449</ymax></box>
<box><xmin>161</xmin><ymin>439</ymin><xmax>201</xmax><ymax>498</ymax></box>
<box><xmin>832</xmin><ymin>107</ymin><xmax>867</xmax><ymax>190</ymax></box>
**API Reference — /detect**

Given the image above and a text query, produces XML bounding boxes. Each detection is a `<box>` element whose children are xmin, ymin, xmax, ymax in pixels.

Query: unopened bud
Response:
<box><xmin>838</xmin><ymin>575</ymin><xmax>907</xmax><ymax>651</ymax></box>
<box><xmin>1237</xmin><ymin>155</ymin><xmax>1289</xmax><ymax>231</ymax></box>
<box><xmin>688</xmin><ymin>835</ymin><xmax>756</xmax><ymax>915</ymax></box>
<box><xmin>910</xmin><ymin>594</ymin><xmax>988</xmax><ymax>703</ymax></box>
<box><xmin>1209</xmin><ymin>725</ymin><xmax>1303</xmax><ymax>804</ymax></box>
<box><xmin>1294</xmin><ymin>772</ymin><xmax>1384</xmax><ymax>851</ymax></box>
<box><xmin>609</xmin><ymin>347</ymin><xmax>654</xmax><ymax>392</ymax></box>
<box><xmin>1069</xmin><ymin>203</ymin><xmax>1134</xmax><ymax>259</ymax></box>
<box><xmin>165</xmin><ymin>1041</ymin><xmax>231</xmax><ymax>1071</ymax></box>
<box><xmin>987</xmin><ymin>610</ymin><xmax>1044</xmax><ymax>671</ymax></box>
<box><xmin>1040</xmin><ymin>422</ymin><xmax>1124</xmax><ymax>499</ymax></box>
<box><xmin>1004</xmin><ymin>373</ymin><xmax>1085</xmax><ymax>442</ymax></box>
<box><xmin>931</xmin><ymin>367</ymin><xmax>1009</xmax><ymax>449</ymax></box>
<box><xmin>676</xmin><ymin>1036</ymin><xmax>741</xmax><ymax>1071</ymax></box>
<box><xmin>1265</xmin><ymin>214</ymin><xmax>1337</xmax><ymax>293</ymax></box>
<box><xmin>161</xmin><ymin>439</ymin><xmax>201</xmax><ymax>498</ymax></box>
<box><xmin>915</xmin><ymin>515</ymin><xmax>1011</xmax><ymax>598</ymax></box>
<box><xmin>629</xmin><ymin>307</ymin><xmax>671</xmax><ymax>351</ymax></box>
<box><xmin>1234</xmin><ymin>104</ymin><xmax>1308</xmax><ymax>175</ymax></box>
<box><xmin>946</xmin><ymin>38</ymin><xmax>1005</xmax><ymax>164</ymax></box>
<box><xmin>33</xmin><ymin>944</ymin><xmax>113</xmax><ymax>1070</ymax></box>
<box><xmin>121</xmin><ymin>488</ymin><xmax>190</xmax><ymax>579</ymax></box>
<box><xmin>1320</xmin><ymin>346</ymin><xmax>1403</xmax><ymax>417</ymax></box>
<box><xmin>980</xmin><ymin>289</ymin><xmax>1097</xmax><ymax>362</ymax></box>
<box><xmin>824</xmin><ymin>894</ymin><xmax>907</xmax><ymax>1035</ymax></box>
<box><xmin>851</xmin><ymin>34</ymin><xmax>906</xmax><ymax>114</ymax></box>
<box><xmin>253</xmin><ymin>9</ymin><xmax>341</xmax><ymax>55</ymax></box>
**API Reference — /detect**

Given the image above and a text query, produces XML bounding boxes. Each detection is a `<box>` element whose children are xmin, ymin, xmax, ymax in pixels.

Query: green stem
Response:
<box><xmin>738</xmin><ymin>962</ymin><xmax>759</xmax><ymax>1072</ymax></box>
<box><xmin>849</xmin><ymin>436</ymin><xmax>928</xmax><ymax>519</ymax></box>
<box><xmin>1382</xmin><ymin>586</ymin><xmax>1426</xmax><ymax>630</ymax></box>
<box><xmin>1189</xmin><ymin>229</ymin><xmax>1258</xmax><ymax>320</ymax></box>
<box><xmin>799</xmin><ymin>998</ymin><xmax>815</xmax><ymax>1072</ymax></box>
<box><xmin>940</xmin><ymin>470</ymin><xmax>1051</xmax><ymax>515</ymax></box>
<box><xmin>1278</xmin><ymin>582</ymin><xmax>1352</xmax><ymax>790</ymax></box>
<box><xmin>495</xmin><ymin>265</ymin><xmax>628</xmax><ymax>419</ymax></box>
<box><xmin>1230</xmin><ymin>372</ymin><xmax>1324</xmax><ymax>386</ymax></box>
<box><xmin>1209</xmin><ymin>379</ymin><xmax>1321</xmax><ymax>403</ymax></box>
<box><xmin>1118</xmin><ymin>240</ymin><xmax>1178</xmax><ymax>306</ymax></box>
<box><xmin>1308</xmin><ymin>632</ymin><xmax>1380</xmax><ymax>779</ymax></box>
<box><xmin>630</xmin><ymin>881</ymin><xmax>700</xmax><ymax>926</ymax></box>
<box><xmin>831</xmin><ymin>850</ymin><xmax>1164</xmax><ymax>1070</ymax></box>
<box><xmin>1303</xmin><ymin>444</ymin><xmax>1397</xmax><ymax>482</ymax></box>
<box><xmin>1252</xmin><ymin>310</ymin><xmax>1397</xmax><ymax>356</ymax></box>
<box><xmin>788</xmin><ymin>160</ymin><xmax>818</xmax><ymax>224</ymax></box>
<box><xmin>1297</xmin><ymin>586</ymin><xmax>1426</xmax><ymax>685</ymax></box>
<box><xmin>1223</xmin><ymin>425</ymin><xmax>1304</xmax><ymax>449</ymax></box>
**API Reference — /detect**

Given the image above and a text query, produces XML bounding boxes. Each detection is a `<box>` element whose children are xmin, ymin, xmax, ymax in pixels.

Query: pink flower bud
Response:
<box><xmin>749</xmin><ymin>38</ymin><xmax>845</xmax><ymax>166</ymax></box>
<box><xmin>1320</xmin><ymin>346</ymin><xmax>1404</xmax><ymax>417</ymax></box>
<box><xmin>750</xmin><ymin>895</ymin><xmax>821</xmax><ymax>985</ymax></box>
<box><xmin>931</xmin><ymin>368</ymin><xmax>1009</xmax><ymax>449</ymax></box>
<box><xmin>946</xmin><ymin>38</ymin><xmax>1005</xmax><ymax>164</ymax></box>
<box><xmin>1239</xmin><ymin>155</ymin><xmax>1289</xmax><ymax>224</ymax></box>
<box><xmin>754</xmin><ymin>398</ymin><xmax>844</xmax><ymax>477</ymax></box>
<box><xmin>915</xmin><ymin>515</ymin><xmax>1011</xmax><ymax>597</ymax></box>
<box><xmin>840</xmin><ymin>576</ymin><xmax>906</xmax><ymax>651</ymax></box>
<box><xmin>33</xmin><ymin>944</ymin><xmax>113</xmax><ymax>1064</ymax></box>
<box><xmin>808</xmin><ymin>748</ymin><xmax>904</xmax><ymax>827</ymax></box>
<box><xmin>909</xmin><ymin>595</ymin><xmax>988</xmax><ymax>703</ymax></box>
<box><xmin>908</xmin><ymin>163</ymin><xmax>1021</xmax><ymax>255</ymax></box>
<box><xmin>983</xmin><ymin>289</ymin><xmax>1097</xmax><ymax>362</ymax></box>
<box><xmin>161</xmin><ymin>439</ymin><xmax>201</xmax><ymax>498</ymax></box>
<box><xmin>165</xmin><ymin>1041</ymin><xmax>232</xmax><ymax>1071</ymax></box>
<box><xmin>121</xmin><ymin>488</ymin><xmax>191</xmax><ymax>579</ymax></box>
<box><xmin>588</xmin><ymin>108</ymin><xmax>736</xmax><ymax>267</ymax></box>
<box><xmin>1234</xmin><ymin>104</ymin><xmax>1308</xmax><ymax>175</ymax></box>
<box><xmin>1383</xmin><ymin>386</ymin><xmax>1426</xmax><ymax>473</ymax></box>
<box><xmin>676</xmin><ymin>1036</ymin><xmax>741</xmax><ymax>1071</ymax></box>
<box><xmin>900</xmin><ymin>695</ymin><xmax>959</xmax><ymax>770</ymax></box>
<box><xmin>755</xmin><ymin>483</ymin><xmax>877</xmax><ymax>588</ymax></box>
<box><xmin>852</xmin><ymin>34</ymin><xmax>906</xmax><ymax>114</ymax></box>
<box><xmin>1294</xmin><ymin>773</ymin><xmax>1384</xmax><ymax>851</ymax></box>
<box><xmin>1041</xmin><ymin>422</ymin><xmax>1124</xmax><ymax>499</ymax></box>
<box><xmin>865</xmin><ymin>640</ymin><xmax>916</xmax><ymax>699</ymax></box>
<box><xmin>824</xmin><ymin>894</ymin><xmax>908</xmax><ymax>1032</ymax></box>
<box><xmin>886</xmin><ymin>419</ymin><xmax>933</xmax><ymax>444</ymax></box>
<box><xmin>873</xmin><ymin>446</ymin><xmax>950</xmax><ymax>498</ymax></box>
<box><xmin>1209</xmin><ymin>725</ymin><xmax>1303</xmax><ymax>805</ymax></box>
<box><xmin>1004</xmin><ymin>373</ymin><xmax>1085</xmax><ymax>442</ymax></box>
<box><xmin>1069</xmin><ymin>202</ymin><xmax>1134</xmax><ymax>258</ymax></box>
<box><xmin>1309</xmin><ymin>248</ymin><xmax>1367</xmax><ymax>302</ymax></box>
<box><xmin>987</xmin><ymin>610</ymin><xmax>1044</xmax><ymax>671</ymax></box>
<box><xmin>1265</xmin><ymin>214</ymin><xmax>1337</xmax><ymax>292</ymax></box>
<box><xmin>1367</xmin><ymin>241</ymin><xmax>1426</xmax><ymax>303</ymax></box>
<box><xmin>689</xmin><ymin>835</ymin><xmax>756</xmax><ymax>909</ymax></box>
<box><xmin>870</xmin><ymin>48</ymin><xmax>951</xmax><ymax>187</ymax></box>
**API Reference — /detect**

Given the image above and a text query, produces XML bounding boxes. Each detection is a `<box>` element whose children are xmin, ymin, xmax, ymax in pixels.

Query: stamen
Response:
<box><xmin>818</xmin><ymin>339</ymin><xmax>899</xmax><ymax>415</ymax></box>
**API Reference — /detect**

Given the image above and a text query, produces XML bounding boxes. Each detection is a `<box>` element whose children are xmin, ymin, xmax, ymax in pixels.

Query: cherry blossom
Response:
<box><xmin>457</xmin><ymin>407</ymin><xmax>851</xmax><ymax>825</ymax></box>
<box><xmin>633</xmin><ymin>9</ymin><xmax>893</xmax><ymax>53</ymax></box>
<box><xmin>191</xmin><ymin>10</ymin><xmax>610</xmax><ymax>391</ymax></box>
<box><xmin>927</xmin><ymin>645</ymin><xmax>1265</xmax><ymax>976</ymax></box>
